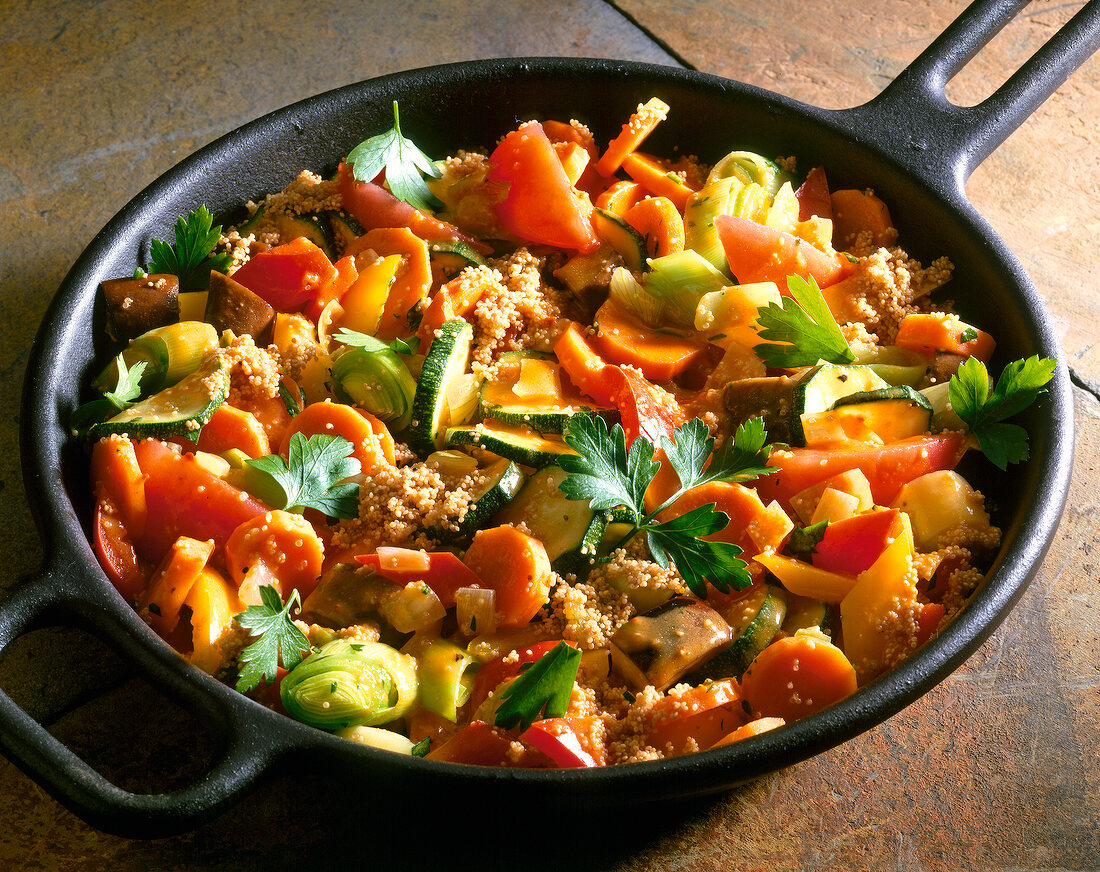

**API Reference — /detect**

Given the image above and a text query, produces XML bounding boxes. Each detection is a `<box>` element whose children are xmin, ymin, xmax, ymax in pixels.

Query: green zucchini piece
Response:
<box><xmin>687</xmin><ymin>583</ymin><xmax>787</xmax><ymax>681</ymax></box>
<box><xmin>850</xmin><ymin>342</ymin><xmax>931</xmax><ymax>387</ymax></box>
<box><xmin>445</xmin><ymin>421</ymin><xmax>575</xmax><ymax>469</ymax></box>
<box><xmin>429</xmin><ymin>457</ymin><xmax>526</xmax><ymax>543</ymax></box>
<box><xmin>407</xmin><ymin>318</ymin><xmax>474</xmax><ymax>452</ymax></box>
<box><xmin>492</xmin><ymin>465</ymin><xmax>605</xmax><ymax>567</ymax></box>
<box><xmin>273</xmin><ymin>212</ymin><xmax>335</xmax><ymax>259</ymax></box>
<box><xmin>781</xmin><ymin>593</ymin><xmax>834</xmax><ymax>638</ymax></box>
<box><xmin>480</xmin><ymin>355</ymin><xmax>615</xmax><ymax>435</ymax></box>
<box><xmin>90</xmin><ymin>353</ymin><xmax>229</xmax><ymax>440</ymax></box>
<box><xmin>801</xmin><ymin>385</ymin><xmax>933</xmax><ymax>444</ymax></box>
<box><xmin>324</xmin><ymin>211</ymin><xmax>366</xmax><ymax>253</ymax></box>
<box><xmin>427</xmin><ymin>240</ymin><xmax>488</xmax><ymax>281</ymax></box>
<box><xmin>592</xmin><ymin>208</ymin><xmax>646</xmax><ymax>272</ymax></box>
<box><xmin>789</xmin><ymin>364</ymin><xmax>889</xmax><ymax>446</ymax></box>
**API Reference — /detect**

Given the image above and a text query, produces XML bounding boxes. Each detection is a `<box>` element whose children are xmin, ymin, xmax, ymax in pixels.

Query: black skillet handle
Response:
<box><xmin>834</xmin><ymin>0</ymin><xmax>1100</xmax><ymax>198</ymax></box>
<box><xmin>0</xmin><ymin>557</ymin><xmax>297</xmax><ymax>838</ymax></box>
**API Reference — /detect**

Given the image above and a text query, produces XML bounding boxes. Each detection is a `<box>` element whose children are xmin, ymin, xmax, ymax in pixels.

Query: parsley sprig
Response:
<box><xmin>494</xmin><ymin>641</ymin><xmax>582</xmax><ymax>732</ymax></box>
<box><xmin>753</xmin><ymin>275</ymin><xmax>854</xmax><ymax>368</ymax></box>
<box><xmin>146</xmin><ymin>205</ymin><xmax>232</xmax><ymax>290</ymax></box>
<box><xmin>243</xmin><ymin>432</ymin><xmax>362</xmax><ymax>518</ymax></box>
<box><xmin>234</xmin><ymin>585</ymin><xmax>311</xmax><ymax>694</ymax></box>
<box><xmin>948</xmin><ymin>355</ymin><xmax>1056</xmax><ymax>469</ymax></box>
<box><xmin>346</xmin><ymin>101</ymin><xmax>443</xmax><ymax>212</ymax></box>
<box><xmin>558</xmin><ymin>415</ymin><xmax>774</xmax><ymax>596</ymax></box>
<box><xmin>70</xmin><ymin>354</ymin><xmax>148</xmax><ymax>435</ymax></box>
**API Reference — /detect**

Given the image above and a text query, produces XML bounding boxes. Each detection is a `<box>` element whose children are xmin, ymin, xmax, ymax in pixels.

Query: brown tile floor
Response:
<box><xmin>1</xmin><ymin>1</ymin><xmax>1098</xmax><ymax>869</ymax></box>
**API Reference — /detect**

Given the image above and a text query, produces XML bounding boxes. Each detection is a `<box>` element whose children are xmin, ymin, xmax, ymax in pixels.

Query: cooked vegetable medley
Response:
<box><xmin>80</xmin><ymin>98</ymin><xmax>1054</xmax><ymax>767</ymax></box>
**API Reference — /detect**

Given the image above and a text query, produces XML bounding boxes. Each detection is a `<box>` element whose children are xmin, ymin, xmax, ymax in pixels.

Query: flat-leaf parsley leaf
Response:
<box><xmin>753</xmin><ymin>275</ymin><xmax>854</xmax><ymax>368</ymax></box>
<box><xmin>234</xmin><ymin>585</ymin><xmax>311</xmax><ymax>694</ymax></box>
<box><xmin>948</xmin><ymin>355</ymin><xmax>1056</xmax><ymax>469</ymax></box>
<box><xmin>147</xmin><ymin>205</ymin><xmax>233</xmax><ymax>290</ymax></box>
<box><xmin>346</xmin><ymin>101</ymin><xmax>443</xmax><ymax>212</ymax></box>
<box><xmin>244</xmin><ymin>432</ymin><xmax>362</xmax><ymax>518</ymax></box>
<box><xmin>494</xmin><ymin>641</ymin><xmax>582</xmax><ymax>732</ymax></box>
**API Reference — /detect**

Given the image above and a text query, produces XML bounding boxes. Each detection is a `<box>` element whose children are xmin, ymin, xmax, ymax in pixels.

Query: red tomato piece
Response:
<box><xmin>812</xmin><ymin>509</ymin><xmax>902</xmax><ymax>576</ymax></box>
<box><xmin>355</xmin><ymin>550</ymin><xmax>482</xmax><ymax>609</ymax></box>
<box><xmin>230</xmin><ymin>237</ymin><xmax>336</xmax><ymax>312</ymax></box>
<box><xmin>93</xmin><ymin>493</ymin><xmax>149</xmax><ymax>602</ymax></box>
<box><xmin>611</xmin><ymin>366</ymin><xmax>686</xmax><ymax>445</ymax></box>
<box><xmin>715</xmin><ymin>214</ymin><xmax>850</xmax><ymax>290</ymax></box>
<box><xmin>521</xmin><ymin>716</ymin><xmax>605</xmax><ymax>767</ymax></box>
<box><xmin>753</xmin><ymin>433</ymin><xmax>968</xmax><ymax>509</ymax></box>
<box><xmin>132</xmin><ymin>440</ymin><xmax>270</xmax><ymax>565</ymax></box>
<box><xmin>425</xmin><ymin>721</ymin><xmax>548</xmax><ymax>767</ymax></box>
<box><xmin>487</xmin><ymin>122</ymin><xmax>600</xmax><ymax>252</ymax></box>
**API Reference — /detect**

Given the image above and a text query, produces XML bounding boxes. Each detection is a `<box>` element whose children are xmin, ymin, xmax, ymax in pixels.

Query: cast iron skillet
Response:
<box><xmin>3</xmin><ymin>0</ymin><xmax>1094</xmax><ymax>839</ymax></box>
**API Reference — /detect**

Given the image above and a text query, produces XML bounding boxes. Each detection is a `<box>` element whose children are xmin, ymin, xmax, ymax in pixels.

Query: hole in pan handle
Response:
<box><xmin>831</xmin><ymin>0</ymin><xmax>1100</xmax><ymax>198</ymax></box>
<box><xmin>0</xmin><ymin>559</ymin><xmax>297</xmax><ymax>838</ymax></box>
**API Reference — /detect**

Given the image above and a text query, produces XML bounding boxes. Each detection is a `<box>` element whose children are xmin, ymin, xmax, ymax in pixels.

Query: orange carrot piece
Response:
<box><xmin>91</xmin><ymin>436</ymin><xmax>147</xmax><ymax>539</ymax></box>
<box><xmin>229</xmin><ymin>392</ymin><xmax>293</xmax><ymax>451</ymax></box>
<box><xmin>553</xmin><ymin>140</ymin><xmax>591</xmax><ymax>186</ymax></box>
<box><xmin>279</xmin><ymin>401</ymin><xmax>395</xmax><ymax>474</ymax></box>
<box><xmin>894</xmin><ymin>312</ymin><xmax>996</xmax><ymax>362</ymax></box>
<box><xmin>620</xmin><ymin>152</ymin><xmax>696</xmax><ymax>211</ymax></box>
<box><xmin>661</xmin><ymin>480</ymin><xmax>792</xmax><ymax>558</ymax></box>
<box><xmin>596</xmin><ymin>97</ymin><xmax>670</xmax><ymax>176</ymax></box>
<box><xmin>646</xmin><ymin>678</ymin><xmax>747</xmax><ymax>755</ymax></box>
<box><xmin>595</xmin><ymin>180</ymin><xmax>646</xmax><ymax>216</ymax></box>
<box><xmin>830</xmin><ymin>189</ymin><xmax>896</xmax><ymax>249</ymax></box>
<box><xmin>592</xmin><ymin>296</ymin><xmax>708</xmax><ymax>382</ymax></box>
<box><xmin>711</xmin><ymin>716</ymin><xmax>786</xmax><ymax>747</ymax></box>
<box><xmin>226</xmin><ymin>509</ymin><xmax>325</xmax><ymax>603</ymax></box>
<box><xmin>141</xmin><ymin>536</ymin><xmax>215</xmax><ymax>637</ymax></box>
<box><xmin>197</xmin><ymin>403</ymin><xmax>271</xmax><ymax>458</ymax></box>
<box><xmin>624</xmin><ymin>196</ymin><xmax>685</xmax><ymax>258</ymax></box>
<box><xmin>462</xmin><ymin>525</ymin><xmax>553</xmax><ymax>628</ymax></box>
<box><xmin>741</xmin><ymin>632</ymin><xmax>857</xmax><ymax>722</ymax></box>
<box><xmin>346</xmin><ymin>227</ymin><xmax>432</xmax><ymax>339</ymax></box>
<box><xmin>417</xmin><ymin>271</ymin><xmax>489</xmax><ymax>345</ymax></box>
<box><xmin>553</xmin><ymin>320</ymin><xmax>620</xmax><ymax>407</ymax></box>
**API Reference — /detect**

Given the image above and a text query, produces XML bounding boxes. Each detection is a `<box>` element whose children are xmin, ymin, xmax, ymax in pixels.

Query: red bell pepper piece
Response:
<box><xmin>229</xmin><ymin>237</ymin><xmax>336</xmax><ymax>312</ymax></box>
<box><xmin>795</xmin><ymin>166</ymin><xmax>832</xmax><ymax>221</ymax></box>
<box><xmin>520</xmin><ymin>716</ymin><xmax>605</xmax><ymax>767</ymax></box>
<box><xmin>425</xmin><ymin>721</ymin><xmax>549</xmax><ymax>767</ymax></box>
<box><xmin>355</xmin><ymin>549</ymin><xmax>482</xmax><ymax>609</ymax></box>
<box><xmin>93</xmin><ymin>492</ymin><xmax>150</xmax><ymax>602</ymax></box>
<box><xmin>812</xmin><ymin>509</ymin><xmax>903</xmax><ymax>576</ymax></box>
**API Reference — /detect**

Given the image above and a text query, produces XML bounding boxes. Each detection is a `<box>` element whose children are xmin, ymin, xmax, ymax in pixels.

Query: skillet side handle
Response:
<box><xmin>841</xmin><ymin>0</ymin><xmax>1100</xmax><ymax>195</ymax></box>
<box><xmin>0</xmin><ymin>565</ymin><xmax>291</xmax><ymax>838</ymax></box>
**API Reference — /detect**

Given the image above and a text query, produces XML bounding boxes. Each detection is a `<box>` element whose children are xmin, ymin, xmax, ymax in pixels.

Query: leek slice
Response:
<box><xmin>705</xmin><ymin>150</ymin><xmax>792</xmax><ymax>195</ymax></box>
<box><xmin>683</xmin><ymin>176</ymin><xmax>768</xmax><ymax>274</ymax></box>
<box><xmin>330</xmin><ymin>331</ymin><xmax>417</xmax><ymax>430</ymax></box>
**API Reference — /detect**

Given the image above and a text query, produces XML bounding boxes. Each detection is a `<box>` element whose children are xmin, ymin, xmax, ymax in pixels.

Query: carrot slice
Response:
<box><xmin>280</xmin><ymin>401</ymin><xmax>395</xmax><ymax>474</ymax></box>
<box><xmin>462</xmin><ymin>526</ymin><xmax>553</xmax><ymax>628</ymax></box>
<box><xmin>595</xmin><ymin>180</ymin><xmax>646</xmax><ymax>216</ymax></box>
<box><xmin>830</xmin><ymin>189</ymin><xmax>895</xmax><ymax>249</ymax></box>
<box><xmin>711</xmin><ymin>716</ymin><xmax>786</xmax><ymax>747</ymax></box>
<box><xmin>623</xmin><ymin>196</ymin><xmax>685</xmax><ymax>258</ymax></box>
<box><xmin>553</xmin><ymin>320</ymin><xmax>620</xmax><ymax>406</ymax></box>
<box><xmin>646</xmin><ymin>678</ymin><xmax>746</xmax><ymax>755</ymax></box>
<box><xmin>226</xmin><ymin>509</ymin><xmax>325</xmax><ymax>603</ymax></box>
<box><xmin>592</xmin><ymin>296</ymin><xmax>708</xmax><ymax>382</ymax></box>
<box><xmin>620</xmin><ymin>152</ymin><xmax>695</xmax><ymax>211</ymax></box>
<box><xmin>417</xmin><ymin>269</ymin><xmax>491</xmax><ymax>345</ymax></box>
<box><xmin>596</xmin><ymin>97</ymin><xmax>670</xmax><ymax>176</ymax></box>
<box><xmin>894</xmin><ymin>312</ymin><xmax>996</xmax><ymax>362</ymax></box>
<box><xmin>91</xmin><ymin>436</ymin><xmax>147</xmax><ymax>539</ymax></box>
<box><xmin>741</xmin><ymin>632</ymin><xmax>858</xmax><ymax>722</ymax></box>
<box><xmin>141</xmin><ymin>536</ymin><xmax>215</xmax><ymax>637</ymax></box>
<box><xmin>197</xmin><ymin>403</ymin><xmax>271</xmax><ymax>458</ymax></box>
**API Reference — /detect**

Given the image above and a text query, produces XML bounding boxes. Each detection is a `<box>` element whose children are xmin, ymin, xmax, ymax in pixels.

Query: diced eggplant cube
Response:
<box><xmin>101</xmin><ymin>273</ymin><xmax>180</xmax><ymax>341</ymax></box>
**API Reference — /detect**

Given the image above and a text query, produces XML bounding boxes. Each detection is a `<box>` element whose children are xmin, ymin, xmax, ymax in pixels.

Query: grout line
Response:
<box><xmin>1069</xmin><ymin>365</ymin><xmax>1100</xmax><ymax>404</ymax></box>
<box><xmin>600</xmin><ymin>0</ymin><xmax>698</xmax><ymax>70</ymax></box>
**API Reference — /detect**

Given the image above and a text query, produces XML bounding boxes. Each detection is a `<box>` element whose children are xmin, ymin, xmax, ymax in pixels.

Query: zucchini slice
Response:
<box><xmin>428</xmin><ymin>457</ymin><xmax>526</xmax><ymax>543</ymax></box>
<box><xmin>492</xmin><ymin>465</ymin><xmax>607</xmax><ymax>570</ymax></box>
<box><xmin>428</xmin><ymin>240</ymin><xmax>488</xmax><ymax>282</ymax></box>
<box><xmin>445</xmin><ymin>420</ymin><xmax>576</xmax><ymax>468</ymax></box>
<box><xmin>781</xmin><ymin>593</ymin><xmax>834</xmax><ymax>638</ymax></box>
<box><xmin>90</xmin><ymin>353</ymin><xmax>229</xmax><ymax>440</ymax></box>
<box><xmin>407</xmin><ymin>318</ymin><xmax>474</xmax><ymax>452</ymax></box>
<box><xmin>687</xmin><ymin>583</ymin><xmax>788</xmax><ymax>681</ymax></box>
<box><xmin>789</xmin><ymin>364</ymin><xmax>889</xmax><ymax>446</ymax></box>
<box><xmin>480</xmin><ymin>355</ymin><xmax>615</xmax><ymax>435</ymax></box>
<box><xmin>593</xmin><ymin>208</ymin><xmax>647</xmax><ymax>272</ymax></box>
<box><xmin>809</xmin><ymin>385</ymin><xmax>934</xmax><ymax>445</ymax></box>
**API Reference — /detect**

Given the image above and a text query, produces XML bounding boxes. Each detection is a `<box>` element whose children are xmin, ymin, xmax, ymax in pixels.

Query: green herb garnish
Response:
<box><xmin>753</xmin><ymin>274</ymin><xmax>854</xmax><ymax>368</ymax></box>
<box><xmin>787</xmin><ymin>520</ymin><xmax>828</xmax><ymax>554</ymax></box>
<box><xmin>346</xmin><ymin>101</ymin><xmax>443</xmax><ymax>212</ymax></box>
<box><xmin>494</xmin><ymin>642</ymin><xmax>582</xmax><ymax>732</ymax></box>
<box><xmin>70</xmin><ymin>354</ymin><xmax>149</xmax><ymax>435</ymax></box>
<box><xmin>146</xmin><ymin>205</ymin><xmax>232</xmax><ymax>290</ymax></box>
<box><xmin>234</xmin><ymin>586</ymin><xmax>311</xmax><ymax>694</ymax></box>
<box><xmin>558</xmin><ymin>415</ymin><xmax>773</xmax><ymax>596</ymax></box>
<box><xmin>410</xmin><ymin>736</ymin><xmax>431</xmax><ymax>757</ymax></box>
<box><xmin>948</xmin><ymin>355</ymin><xmax>1056</xmax><ymax>469</ymax></box>
<box><xmin>243</xmin><ymin>432</ymin><xmax>362</xmax><ymax>518</ymax></box>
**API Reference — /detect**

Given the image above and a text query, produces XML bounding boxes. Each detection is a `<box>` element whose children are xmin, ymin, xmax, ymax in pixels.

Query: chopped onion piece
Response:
<box><xmin>376</xmin><ymin>546</ymin><xmax>431</xmax><ymax>574</ymax></box>
<box><xmin>456</xmin><ymin>586</ymin><xmax>497</xmax><ymax>636</ymax></box>
<box><xmin>380</xmin><ymin>582</ymin><xmax>447</xmax><ymax>633</ymax></box>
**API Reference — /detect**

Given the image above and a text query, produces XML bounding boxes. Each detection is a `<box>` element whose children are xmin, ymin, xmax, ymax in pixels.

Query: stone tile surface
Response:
<box><xmin>1</xmin><ymin>1</ymin><xmax>1097</xmax><ymax>870</ymax></box>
